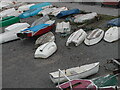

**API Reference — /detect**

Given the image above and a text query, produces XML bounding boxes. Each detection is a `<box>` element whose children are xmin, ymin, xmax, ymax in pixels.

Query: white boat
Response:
<box><xmin>18</xmin><ymin>4</ymin><xmax>35</xmax><ymax>11</ymax></box>
<box><xmin>49</xmin><ymin>62</ymin><xmax>99</xmax><ymax>84</ymax></box>
<box><xmin>66</xmin><ymin>29</ymin><xmax>87</xmax><ymax>46</ymax></box>
<box><xmin>0</xmin><ymin>23</ymin><xmax>30</xmax><ymax>44</ymax></box>
<box><xmin>84</xmin><ymin>29</ymin><xmax>104</xmax><ymax>45</ymax></box>
<box><xmin>74</xmin><ymin>12</ymin><xmax>98</xmax><ymax>23</ymax></box>
<box><xmin>104</xmin><ymin>27</ymin><xmax>120</xmax><ymax>42</ymax></box>
<box><xmin>56</xmin><ymin>21</ymin><xmax>71</xmax><ymax>33</ymax></box>
<box><xmin>0</xmin><ymin>0</ymin><xmax>14</xmax><ymax>9</ymax></box>
<box><xmin>31</xmin><ymin>15</ymin><xmax>49</xmax><ymax>27</ymax></box>
<box><xmin>35</xmin><ymin>32</ymin><xmax>55</xmax><ymax>48</ymax></box>
<box><xmin>34</xmin><ymin>41</ymin><xmax>57</xmax><ymax>59</ymax></box>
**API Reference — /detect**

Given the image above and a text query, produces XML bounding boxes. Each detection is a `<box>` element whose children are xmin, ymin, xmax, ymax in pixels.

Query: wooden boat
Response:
<box><xmin>66</xmin><ymin>29</ymin><xmax>87</xmax><ymax>46</ymax></box>
<box><xmin>56</xmin><ymin>22</ymin><xmax>71</xmax><ymax>33</ymax></box>
<box><xmin>104</xmin><ymin>27</ymin><xmax>120</xmax><ymax>42</ymax></box>
<box><xmin>107</xmin><ymin>18</ymin><xmax>120</xmax><ymax>27</ymax></box>
<box><xmin>31</xmin><ymin>15</ymin><xmax>49</xmax><ymax>27</ymax></box>
<box><xmin>34</xmin><ymin>41</ymin><xmax>57</xmax><ymax>58</ymax></box>
<box><xmin>35</xmin><ymin>32</ymin><xmax>55</xmax><ymax>48</ymax></box>
<box><xmin>18</xmin><ymin>4</ymin><xmax>35</xmax><ymax>11</ymax></box>
<box><xmin>17</xmin><ymin>20</ymin><xmax>55</xmax><ymax>39</ymax></box>
<box><xmin>49</xmin><ymin>62</ymin><xmax>99</xmax><ymax>84</ymax></box>
<box><xmin>74</xmin><ymin>12</ymin><xmax>98</xmax><ymax>23</ymax></box>
<box><xmin>0</xmin><ymin>16</ymin><xmax>20</xmax><ymax>27</ymax></box>
<box><xmin>84</xmin><ymin>29</ymin><xmax>104</xmax><ymax>45</ymax></box>
<box><xmin>0</xmin><ymin>23</ymin><xmax>30</xmax><ymax>44</ymax></box>
<box><xmin>30</xmin><ymin>2</ymin><xmax>52</xmax><ymax>10</ymax></box>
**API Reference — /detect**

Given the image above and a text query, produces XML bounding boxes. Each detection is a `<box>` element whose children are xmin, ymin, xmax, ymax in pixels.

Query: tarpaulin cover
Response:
<box><xmin>56</xmin><ymin>9</ymin><xmax>80</xmax><ymax>18</ymax></box>
<box><xmin>107</xmin><ymin>18</ymin><xmax>120</xmax><ymax>27</ymax></box>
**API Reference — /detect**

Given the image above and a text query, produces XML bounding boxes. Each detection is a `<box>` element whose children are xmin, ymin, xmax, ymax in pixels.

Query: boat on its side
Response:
<box><xmin>35</xmin><ymin>31</ymin><xmax>55</xmax><ymax>48</ymax></box>
<box><xmin>34</xmin><ymin>41</ymin><xmax>57</xmax><ymax>58</ymax></box>
<box><xmin>104</xmin><ymin>27</ymin><xmax>120</xmax><ymax>42</ymax></box>
<box><xmin>84</xmin><ymin>29</ymin><xmax>104</xmax><ymax>45</ymax></box>
<box><xmin>49</xmin><ymin>62</ymin><xmax>99</xmax><ymax>84</ymax></box>
<box><xmin>66</xmin><ymin>29</ymin><xmax>87</xmax><ymax>46</ymax></box>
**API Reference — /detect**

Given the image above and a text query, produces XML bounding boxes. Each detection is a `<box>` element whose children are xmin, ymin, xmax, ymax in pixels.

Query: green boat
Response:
<box><xmin>0</xmin><ymin>16</ymin><xmax>20</xmax><ymax>27</ymax></box>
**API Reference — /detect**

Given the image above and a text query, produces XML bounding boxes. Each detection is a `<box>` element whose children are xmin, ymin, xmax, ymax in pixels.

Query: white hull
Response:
<box><xmin>34</xmin><ymin>41</ymin><xmax>57</xmax><ymax>59</ymax></box>
<box><xmin>104</xmin><ymin>27</ymin><xmax>120</xmax><ymax>42</ymax></box>
<box><xmin>66</xmin><ymin>29</ymin><xmax>87</xmax><ymax>46</ymax></box>
<box><xmin>49</xmin><ymin>62</ymin><xmax>99</xmax><ymax>84</ymax></box>
<box><xmin>84</xmin><ymin>29</ymin><xmax>104</xmax><ymax>45</ymax></box>
<box><xmin>18</xmin><ymin>4</ymin><xmax>35</xmax><ymax>11</ymax></box>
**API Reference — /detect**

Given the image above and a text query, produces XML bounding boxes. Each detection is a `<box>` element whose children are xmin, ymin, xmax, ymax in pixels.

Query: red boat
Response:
<box><xmin>17</xmin><ymin>20</ymin><xmax>55</xmax><ymax>39</ymax></box>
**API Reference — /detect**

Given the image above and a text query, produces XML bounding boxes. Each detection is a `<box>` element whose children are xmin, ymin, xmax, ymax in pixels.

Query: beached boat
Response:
<box><xmin>18</xmin><ymin>4</ymin><xmax>35</xmax><ymax>11</ymax></box>
<box><xmin>0</xmin><ymin>23</ymin><xmax>30</xmax><ymax>44</ymax></box>
<box><xmin>19</xmin><ymin>8</ymin><xmax>42</xmax><ymax>18</ymax></box>
<box><xmin>84</xmin><ymin>29</ymin><xmax>104</xmax><ymax>45</ymax></box>
<box><xmin>35</xmin><ymin>32</ymin><xmax>55</xmax><ymax>48</ymax></box>
<box><xmin>107</xmin><ymin>18</ymin><xmax>120</xmax><ymax>27</ymax></box>
<box><xmin>31</xmin><ymin>15</ymin><xmax>49</xmax><ymax>27</ymax></box>
<box><xmin>0</xmin><ymin>16</ymin><xmax>20</xmax><ymax>27</ymax></box>
<box><xmin>56</xmin><ymin>21</ymin><xmax>71</xmax><ymax>33</ymax></box>
<box><xmin>34</xmin><ymin>41</ymin><xmax>57</xmax><ymax>58</ymax></box>
<box><xmin>74</xmin><ymin>12</ymin><xmax>98</xmax><ymax>23</ymax></box>
<box><xmin>66</xmin><ymin>29</ymin><xmax>87</xmax><ymax>46</ymax></box>
<box><xmin>104</xmin><ymin>27</ymin><xmax>120</xmax><ymax>42</ymax></box>
<box><xmin>17</xmin><ymin>20</ymin><xmax>55</xmax><ymax>39</ymax></box>
<box><xmin>49</xmin><ymin>62</ymin><xmax>99</xmax><ymax>84</ymax></box>
<box><xmin>30</xmin><ymin>2</ymin><xmax>52</xmax><ymax>10</ymax></box>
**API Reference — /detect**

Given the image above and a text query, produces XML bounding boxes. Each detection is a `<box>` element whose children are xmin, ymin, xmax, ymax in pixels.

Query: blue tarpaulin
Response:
<box><xmin>30</xmin><ymin>2</ymin><xmax>52</xmax><ymax>10</ymax></box>
<box><xmin>107</xmin><ymin>18</ymin><xmax>120</xmax><ymax>27</ymax></box>
<box><xmin>56</xmin><ymin>9</ymin><xmax>80</xmax><ymax>18</ymax></box>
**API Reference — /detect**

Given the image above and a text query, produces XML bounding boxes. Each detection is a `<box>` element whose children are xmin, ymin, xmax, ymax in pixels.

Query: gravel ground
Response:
<box><xmin>2</xmin><ymin>3</ymin><xmax>120</xmax><ymax>88</ymax></box>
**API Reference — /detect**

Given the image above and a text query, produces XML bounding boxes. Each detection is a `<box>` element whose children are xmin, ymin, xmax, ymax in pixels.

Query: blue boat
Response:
<box><xmin>30</xmin><ymin>2</ymin><xmax>52</xmax><ymax>10</ymax></box>
<box><xmin>19</xmin><ymin>8</ymin><xmax>42</xmax><ymax>18</ymax></box>
<box><xmin>56</xmin><ymin>9</ymin><xmax>81</xmax><ymax>18</ymax></box>
<box><xmin>107</xmin><ymin>18</ymin><xmax>120</xmax><ymax>27</ymax></box>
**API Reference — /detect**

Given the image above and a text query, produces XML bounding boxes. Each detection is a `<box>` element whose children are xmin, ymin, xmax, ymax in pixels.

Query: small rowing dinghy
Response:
<box><xmin>49</xmin><ymin>62</ymin><xmax>99</xmax><ymax>84</ymax></box>
<box><xmin>34</xmin><ymin>41</ymin><xmax>57</xmax><ymax>58</ymax></box>
<box><xmin>104</xmin><ymin>27</ymin><xmax>120</xmax><ymax>42</ymax></box>
<box><xmin>35</xmin><ymin>32</ymin><xmax>55</xmax><ymax>48</ymax></box>
<box><xmin>66</xmin><ymin>29</ymin><xmax>87</xmax><ymax>46</ymax></box>
<box><xmin>84</xmin><ymin>29</ymin><xmax>104</xmax><ymax>45</ymax></box>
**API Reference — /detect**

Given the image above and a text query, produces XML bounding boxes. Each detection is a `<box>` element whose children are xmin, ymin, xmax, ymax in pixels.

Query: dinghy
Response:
<box><xmin>66</xmin><ymin>29</ymin><xmax>87</xmax><ymax>46</ymax></box>
<box><xmin>31</xmin><ymin>15</ymin><xmax>49</xmax><ymax>27</ymax></box>
<box><xmin>18</xmin><ymin>4</ymin><xmax>35</xmax><ymax>11</ymax></box>
<box><xmin>34</xmin><ymin>41</ymin><xmax>57</xmax><ymax>58</ymax></box>
<box><xmin>56</xmin><ymin>22</ymin><xmax>71</xmax><ymax>33</ymax></box>
<box><xmin>107</xmin><ymin>18</ymin><xmax>120</xmax><ymax>27</ymax></box>
<box><xmin>104</xmin><ymin>27</ymin><xmax>120</xmax><ymax>42</ymax></box>
<box><xmin>74</xmin><ymin>12</ymin><xmax>98</xmax><ymax>23</ymax></box>
<box><xmin>17</xmin><ymin>20</ymin><xmax>55</xmax><ymax>39</ymax></box>
<box><xmin>0</xmin><ymin>23</ymin><xmax>30</xmax><ymax>44</ymax></box>
<box><xmin>49</xmin><ymin>62</ymin><xmax>99</xmax><ymax>84</ymax></box>
<box><xmin>35</xmin><ymin>32</ymin><xmax>55</xmax><ymax>48</ymax></box>
<box><xmin>84</xmin><ymin>29</ymin><xmax>104</xmax><ymax>45</ymax></box>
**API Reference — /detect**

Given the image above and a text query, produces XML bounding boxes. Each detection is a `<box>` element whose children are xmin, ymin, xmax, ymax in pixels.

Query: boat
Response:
<box><xmin>104</xmin><ymin>27</ymin><xmax>120</xmax><ymax>42</ymax></box>
<box><xmin>34</xmin><ymin>41</ymin><xmax>57</xmax><ymax>58</ymax></box>
<box><xmin>31</xmin><ymin>15</ymin><xmax>50</xmax><ymax>27</ymax></box>
<box><xmin>66</xmin><ymin>29</ymin><xmax>87</xmax><ymax>46</ymax></box>
<box><xmin>56</xmin><ymin>21</ymin><xmax>71</xmax><ymax>33</ymax></box>
<box><xmin>49</xmin><ymin>62</ymin><xmax>99</xmax><ymax>84</ymax></box>
<box><xmin>18</xmin><ymin>4</ymin><xmax>35</xmax><ymax>11</ymax></box>
<box><xmin>30</xmin><ymin>2</ymin><xmax>52</xmax><ymax>10</ymax></box>
<box><xmin>74</xmin><ymin>12</ymin><xmax>98</xmax><ymax>23</ymax></box>
<box><xmin>57</xmin><ymin>9</ymin><xmax>80</xmax><ymax>18</ymax></box>
<box><xmin>0</xmin><ymin>23</ymin><xmax>30</xmax><ymax>44</ymax></box>
<box><xmin>19</xmin><ymin>8</ymin><xmax>42</xmax><ymax>18</ymax></box>
<box><xmin>0</xmin><ymin>16</ymin><xmax>20</xmax><ymax>27</ymax></box>
<box><xmin>17</xmin><ymin>20</ymin><xmax>55</xmax><ymax>39</ymax></box>
<box><xmin>84</xmin><ymin>29</ymin><xmax>104</xmax><ymax>45</ymax></box>
<box><xmin>107</xmin><ymin>18</ymin><xmax>120</xmax><ymax>27</ymax></box>
<box><xmin>35</xmin><ymin>31</ymin><xmax>55</xmax><ymax>48</ymax></box>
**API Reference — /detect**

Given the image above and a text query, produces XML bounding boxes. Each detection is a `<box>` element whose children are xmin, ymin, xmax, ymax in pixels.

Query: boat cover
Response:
<box><xmin>30</xmin><ymin>2</ymin><xmax>52</xmax><ymax>9</ymax></box>
<box><xmin>56</xmin><ymin>9</ymin><xmax>80</xmax><ymax>18</ymax></box>
<box><xmin>19</xmin><ymin>8</ymin><xmax>42</xmax><ymax>18</ymax></box>
<box><xmin>107</xmin><ymin>18</ymin><xmax>120</xmax><ymax>27</ymax></box>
